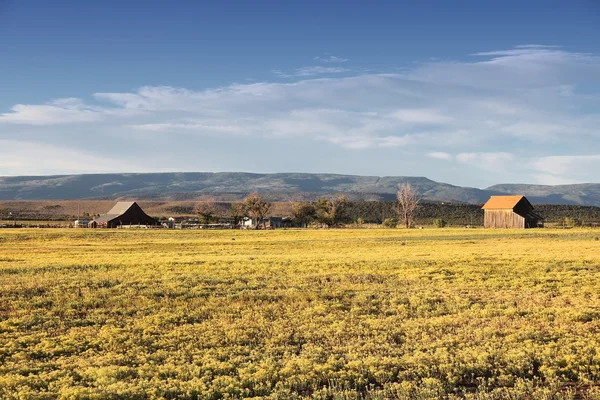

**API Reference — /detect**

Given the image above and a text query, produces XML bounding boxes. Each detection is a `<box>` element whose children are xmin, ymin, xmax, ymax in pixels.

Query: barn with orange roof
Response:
<box><xmin>482</xmin><ymin>195</ymin><xmax>543</xmax><ymax>229</ymax></box>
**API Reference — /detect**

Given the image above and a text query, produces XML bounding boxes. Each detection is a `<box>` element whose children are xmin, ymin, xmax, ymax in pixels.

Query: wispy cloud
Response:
<box><xmin>446</xmin><ymin>152</ymin><xmax>600</xmax><ymax>184</ymax></box>
<box><xmin>0</xmin><ymin>99</ymin><xmax>103</xmax><ymax>125</ymax></box>
<box><xmin>314</xmin><ymin>55</ymin><xmax>348</xmax><ymax>63</ymax></box>
<box><xmin>1</xmin><ymin>45</ymin><xmax>600</xmax><ymax>183</ymax></box>
<box><xmin>515</xmin><ymin>44</ymin><xmax>561</xmax><ymax>49</ymax></box>
<box><xmin>273</xmin><ymin>66</ymin><xmax>349</xmax><ymax>78</ymax></box>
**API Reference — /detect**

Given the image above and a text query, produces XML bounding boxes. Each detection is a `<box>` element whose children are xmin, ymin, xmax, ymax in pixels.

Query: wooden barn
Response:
<box><xmin>89</xmin><ymin>202</ymin><xmax>160</xmax><ymax>228</ymax></box>
<box><xmin>482</xmin><ymin>195</ymin><xmax>543</xmax><ymax>229</ymax></box>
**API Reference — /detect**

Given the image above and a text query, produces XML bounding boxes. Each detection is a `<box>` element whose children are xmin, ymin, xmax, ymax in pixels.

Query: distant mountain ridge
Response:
<box><xmin>0</xmin><ymin>172</ymin><xmax>599</xmax><ymax>205</ymax></box>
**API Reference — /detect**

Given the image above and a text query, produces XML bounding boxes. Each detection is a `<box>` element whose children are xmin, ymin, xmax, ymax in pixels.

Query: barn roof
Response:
<box><xmin>482</xmin><ymin>195</ymin><xmax>532</xmax><ymax>210</ymax></box>
<box><xmin>90</xmin><ymin>201</ymin><xmax>159</xmax><ymax>227</ymax></box>
<box><xmin>92</xmin><ymin>202</ymin><xmax>138</xmax><ymax>223</ymax></box>
<box><xmin>92</xmin><ymin>214</ymin><xmax>119</xmax><ymax>223</ymax></box>
<box><xmin>106</xmin><ymin>201</ymin><xmax>137</xmax><ymax>216</ymax></box>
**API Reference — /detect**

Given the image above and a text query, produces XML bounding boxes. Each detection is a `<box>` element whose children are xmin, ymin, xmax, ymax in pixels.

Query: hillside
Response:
<box><xmin>1</xmin><ymin>172</ymin><xmax>600</xmax><ymax>205</ymax></box>
<box><xmin>486</xmin><ymin>183</ymin><xmax>600</xmax><ymax>206</ymax></box>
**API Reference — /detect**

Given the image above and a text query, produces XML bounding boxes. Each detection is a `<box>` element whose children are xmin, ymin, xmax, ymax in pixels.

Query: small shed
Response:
<box><xmin>74</xmin><ymin>219</ymin><xmax>90</xmax><ymax>228</ymax></box>
<box><xmin>89</xmin><ymin>201</ymin><xmax>160</xmax><ymax>228</ymax></box>
<box><xmin>482</xmin><ymin>195</ymin><xmax>543</xmax><ymax>229</ymax></box>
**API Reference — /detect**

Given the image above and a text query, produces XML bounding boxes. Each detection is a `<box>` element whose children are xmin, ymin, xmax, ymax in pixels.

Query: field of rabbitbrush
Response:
<box><xmin>1</xmin><ymin>228</ymin><xmax>600</xmax><ymax>399</ymax></box>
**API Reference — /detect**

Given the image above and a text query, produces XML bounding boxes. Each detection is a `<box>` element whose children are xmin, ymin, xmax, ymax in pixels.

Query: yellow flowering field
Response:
<box><xmin>0</xmin><ymin>228</ymin><xmax>599</xmax><ymax>399</ymax></box>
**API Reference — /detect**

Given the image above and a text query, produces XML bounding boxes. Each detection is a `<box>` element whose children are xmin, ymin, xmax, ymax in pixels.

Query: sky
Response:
<box><xmin>1</xmin><ymin>0</ymin><xmax>599</xmax><ymax>188</ymax></box>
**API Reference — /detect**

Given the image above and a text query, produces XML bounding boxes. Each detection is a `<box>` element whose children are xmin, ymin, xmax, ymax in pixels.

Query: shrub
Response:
<box><xmin>433</xmin><ymin>219</ymin><xmax>447</xmax><ymax>228</ymax></box>
<box><xmin>382</xmin><ymin>218</ymin><xmax>398</xmax><ymax>228</ymax></box>
<box><xmin>564</xmin><ymin>217</ymin><xmax>581</xmax><ymax>228</ymax></box>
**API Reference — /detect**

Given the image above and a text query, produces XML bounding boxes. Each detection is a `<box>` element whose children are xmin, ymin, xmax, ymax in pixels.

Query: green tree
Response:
<box><xmin>433</xmin><ymin>218</ymin><xmax>447</xmax><ymax>228</ymax></box>
<box><xmin>382</xmin><ymin>217</ymin><xmax>398</xmax><ymax>228</ymax></box>
<box><xmin>315</xmin><ymin>196</ymin><xmax>347</xmax><ymax>227</ymax></box>
<box><xmin>292</xmin><ymin>202</ymin><xmax>316</xmax><ymax>227</ymax></box>
<box><xmin>243</xmin><ymin>193</ymin><xmax>272</xmax><ymax>229</ymax></box>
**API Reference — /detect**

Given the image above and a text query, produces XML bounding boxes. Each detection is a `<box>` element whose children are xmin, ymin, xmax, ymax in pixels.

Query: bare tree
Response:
<box><xmin>243</xmin><ymin>193</ymin><xmax>271</xmax><ymax>229</ymax></box>
<box><xmin>396</xmin><ymin>183</ymin><xmax>420</xmax><ymax>228</ymax></box>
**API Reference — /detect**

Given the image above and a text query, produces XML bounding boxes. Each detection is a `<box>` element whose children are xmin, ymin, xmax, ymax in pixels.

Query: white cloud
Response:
<box><xmin>456</xmin><ymin>152</ymin><xmax>516</xmax><ymax>172</ymax></box>
<box><xmin>1</xmin><ymin>45</ymin><xmax>600</xmax><ymax>184</ymax></box>
<box><xmin>0</xmin><ymin>140</ymin><xmax>144</xmax><ymax>176</ymax></box>
<box><xmin>514</xmin><ymin>44</ymin><xmax>561</xmax><ymax>49</ymax></box>
<box><xmin>413</xmin><ymin>46</ymin><xmax>600</xmax><ymax>89</ymax></box>
<box><xmin>132</xmin><ymin>121</ymin><xmax>246</xmax><ymax>134</ymax></box>
<box><xmin>447</xmin><ymin>152</ymin><xmax>600</xmax><ymax>184</ymax></box>
<box><xmin>0</xmin><ymin>102</ymin><xmax>102</xmax><ymax>125</ymax></box>
<box><xmin>427</xmin><ymin>152</ymin><xmax>452</xmax><ymax>160</ymax></box>
<box><xmin>528</xmin><ymin>155</ymin><xmax>600</xmax><ymax>177</ymax></box>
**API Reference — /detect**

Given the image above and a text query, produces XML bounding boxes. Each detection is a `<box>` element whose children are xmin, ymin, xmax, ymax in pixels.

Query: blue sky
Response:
<box><xmin>1</xmin><ymin>0</ymin><xmax>599</xmax><ymax>187</ymax></box>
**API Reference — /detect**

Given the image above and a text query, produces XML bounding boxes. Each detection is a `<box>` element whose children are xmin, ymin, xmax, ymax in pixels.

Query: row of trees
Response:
<box><xmin>292</xmin><ymin>184</ymin><xmax>420</xmax><ymax>228</ymax></box>
<box><xmin>194</xmin><ymin>193</ymin><xmax>272</xmax><ymax>229</ymax></box>
<box><xmin>194</xmin><ymin>184</ymin><xmax>421</xmax><ymax>229</ymax></box>
<box><xmin>292</xmin><ymin>197</ymin><xmax>349</xmax><ymax>227</ymax></box>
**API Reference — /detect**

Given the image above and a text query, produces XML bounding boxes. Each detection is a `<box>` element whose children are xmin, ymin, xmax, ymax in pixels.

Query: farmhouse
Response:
<box><xmin>482</xmin><ymin>195</ymin><xmax>543</xmax><ymax>229</ymax></box>
<box><xmin>88</xmin><ymin>202</ymin><xmax>160</xmax><ymax>228</ymax></box>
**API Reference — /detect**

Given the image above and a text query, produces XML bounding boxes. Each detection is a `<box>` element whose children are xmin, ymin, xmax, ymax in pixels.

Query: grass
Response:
<box><xmin>1</xmin><ymin>228</ymin><xmax>600</xmax><ymax>399</ymax></box>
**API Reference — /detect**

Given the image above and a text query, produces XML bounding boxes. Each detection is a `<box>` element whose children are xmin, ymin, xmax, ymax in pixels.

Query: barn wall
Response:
<box><xmin>484</xmin><ymin>210</ymin><xmax>525</xmax><ymax>229</ymax></box>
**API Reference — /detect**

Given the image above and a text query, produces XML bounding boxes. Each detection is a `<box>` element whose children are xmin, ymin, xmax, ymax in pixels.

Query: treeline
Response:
<box><xmin>344</xmin><ymin>201</ymin><xmax>483</xmax><ymax>226</ymax></box>
<box><xmin>288</xmin><ymin>201</ymin><xmax>600</xmax><ymax>227</ymax></box>
<box><xmin>5</xmin><ymin>201</ymin><xmax>600</xmax><ymax>227</ymax></box>
<box><xmin>533</xmin><ymin>204</ymin><xmax>600</xmax><ymax>225</ymax></box>
<box><xmin>342</xmin><ymin>202</ymin><xmax>600</xmax><ymax>226</ymax></box>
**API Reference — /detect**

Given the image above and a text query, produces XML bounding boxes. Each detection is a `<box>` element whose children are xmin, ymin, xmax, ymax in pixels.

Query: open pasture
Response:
<box><xmin>0</xmin><ymin>228</ymin><xmax>599</xmax><ymax>399</ymax></box>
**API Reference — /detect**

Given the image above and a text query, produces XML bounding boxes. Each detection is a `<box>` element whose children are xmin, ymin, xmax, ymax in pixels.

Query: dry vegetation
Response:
<box><xmin>0</xmin><ymin>229</ymin><xmax>599</xmax><ymax>399</ymax></box>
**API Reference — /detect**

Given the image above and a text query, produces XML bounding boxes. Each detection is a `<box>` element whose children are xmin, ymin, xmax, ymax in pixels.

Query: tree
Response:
<box><xmin>229</xmin><ymin>202</ymin><xmax>247</xmax><ymax>228</ymax></box>
<box><xmin>292</xmin><ymin>201</ymin><xmax>316</xmax><ymax>227</ymax></box>
<box><xmin>243</xmin><ymin>193</ymin><xmax>271</xmax><ymax>229</ymax></box>
<box><xmin>396</xmin><ymin>183</ymin><xmax>420</xmax><ymax>228</ymax></box>
<box><xmin>433</xmin><ymin>218</ymin><xmax>447</xmax><ymax>228</ymax></box>
<box><xmin>195</xmin><ymin>200</ymin><xmax>217</xmax><ymax>224</ymax></box>
<box><xmin>382</xmin><ymin>217</ymin><xmax>398</xmax><ymax>228</ymax></box>
<box><xmin>315</xmin><ymin>196</ymin><xmax>347</xmax><ymax>227</ymax></box>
